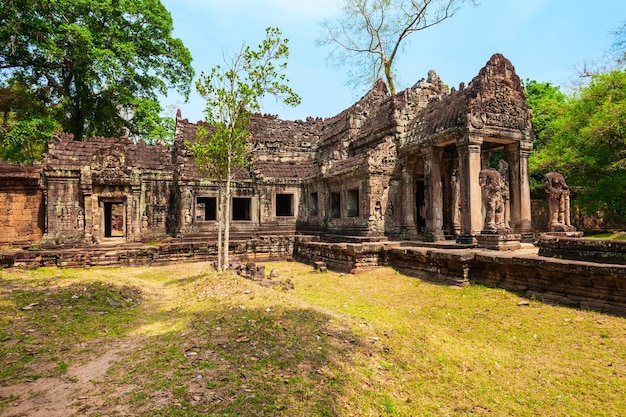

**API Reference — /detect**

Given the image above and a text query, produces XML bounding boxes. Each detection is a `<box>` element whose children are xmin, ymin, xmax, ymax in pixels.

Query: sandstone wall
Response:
<box><xmin>0</xmin><ymin>164</ymin><xmax>44</xmax><ymax>245</ymax></box>
<box><xmin>293</xmin><ymin>239</ymin><xmax>626</xmax><ymax>317</ymax></box>
<box><xmin>532</xmin><ymin>199</ymin><xmax>626</xmax><ymax>235</ymax></box>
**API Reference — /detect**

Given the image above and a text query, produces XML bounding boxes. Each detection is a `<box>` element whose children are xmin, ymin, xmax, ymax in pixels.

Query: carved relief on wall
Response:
<box><xmin>367</xmin><ymin>139</ymin><xmax>396</xmax><ymax>174</ymax></box>
<box><xmin>91</xmin><ymin>147</ymin><xmax>130</xmax><ymax>183</ymax></box>
<box><xmin>76</xmin><ymin>209</ymin><xmax>84</xmax><ymax>230</ymax></box>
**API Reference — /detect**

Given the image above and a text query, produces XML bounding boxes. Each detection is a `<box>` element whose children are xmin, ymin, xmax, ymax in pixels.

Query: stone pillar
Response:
<box><xmin>399</xmin><ymin>168</ymin><xmax>418</xmax><ymax>239</ymax></box>
<box><xmin>456</xmin><ymin>135</ymin><xmax>483</xmax><ymax>244</ymax></box>
<box><xmin>450</xmin><ymin>159</ymin><xmax>462</xmax><ymax>238</ymax></box>
<box><xmin>130</xmin><ymin>181</ymin><xmax>142</xmax><ymax>241</ymax></box>
<box><xmin>422</xmin><ymin>145</ymin><xmax>445</xmax><ymax>241</ymax></box>
<box><xmin>506</xmin><ymin>141</ymin><xmax>533</xmax><ymax>241</ymax></box>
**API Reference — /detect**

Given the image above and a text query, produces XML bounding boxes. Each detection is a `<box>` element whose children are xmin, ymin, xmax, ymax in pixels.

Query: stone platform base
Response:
<box><xmin>476</xmin><ymin>233</ymin><xmax>522</xmax><ymax>251</ymax></box>
<box><xmin>542</xmin><ymin>231</ymin><xmax>584</xmax><ymax>238</ymax></box>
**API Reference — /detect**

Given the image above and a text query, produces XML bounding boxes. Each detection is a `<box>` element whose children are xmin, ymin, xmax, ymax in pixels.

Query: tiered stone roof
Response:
<box><xmin>45</xmin><ymin>134</ymin><xmax>173</xmax><ymax>171</ymax></box>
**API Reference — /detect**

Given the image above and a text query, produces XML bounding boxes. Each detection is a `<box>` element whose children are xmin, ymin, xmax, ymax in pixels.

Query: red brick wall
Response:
<box><xmin>0</xmin><ymin>164</ymin><xmax>44</xmax><ymax>245</ymax></box>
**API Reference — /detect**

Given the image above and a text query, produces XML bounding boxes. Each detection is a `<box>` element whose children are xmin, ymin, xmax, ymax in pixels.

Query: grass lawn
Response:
<box><xmin>0</xmin><ymin>261</ymin><xmax>624</xmax><ymax>416</ymax></box>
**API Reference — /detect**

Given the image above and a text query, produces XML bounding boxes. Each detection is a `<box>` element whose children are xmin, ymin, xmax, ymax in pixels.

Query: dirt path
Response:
<box><xmin>0</xmin><ymin>340</ymin><xmax>138</xmax><ymax>417</ymax></box>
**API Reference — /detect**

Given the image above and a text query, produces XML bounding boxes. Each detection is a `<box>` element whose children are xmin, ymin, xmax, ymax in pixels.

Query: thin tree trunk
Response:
<box><xmin>384</xmin><ymin>59</ymin><xmax>396</xmax><ymax>95</ymax></box>
<box><xmin>217</xmin><ymin>186</ymin><xmax>223</xmax><ymax>271</ymax></box>
<box><xmin>224</xmin><ymin>155</ymin><xmax>232</xmax><ymax>270</ymax></box>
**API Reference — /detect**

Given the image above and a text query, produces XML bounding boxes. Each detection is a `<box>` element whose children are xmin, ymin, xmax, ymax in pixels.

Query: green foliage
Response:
<box><xmin>0</xmin><ymin>117</ymin><xmax>55</xmax><ymax>164</ymax></box>
<box><xmin>0</xmin><ymin>0</ymin><xmax>193</xmax><ymax>142</ymax></box>
<box><xmin>318</xmin><ymin>0</ymin><xmax>476</xmax><ymax>95</ymax></box>
<box><xmin>0</xmin><ymin>83</ymin><xmax>57</xmax><ymax>164</ymax></box>
<box><xmin>529</xmin><ymin>70</ymin><xmax>626</xmax><ymax>215</ymax></box>
<box><xmin>523</xmin><ymin>79</ymin><xmax>568</xmax><ymax>150</ymax></box>
<box><xmin>193</xmin><ymin>27</ymin><xmax>300</xmax><ymax>179</ymax></box>
<box><xmin>191</xmin><ymin>27</ymin><xmax>300</xmax><ymax>270</ymax></box>
<box><xmin>523</xmin><ymin>80</ymin><xmax>568</xmax><ymax>198</ymax></box>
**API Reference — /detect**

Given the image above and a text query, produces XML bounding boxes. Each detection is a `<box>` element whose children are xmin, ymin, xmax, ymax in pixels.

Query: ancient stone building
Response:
<box><xmin>41</xmin><ymin>134</ymin><xmax>175</xmax><ymax>245</ymax></box>
<box><xmin>1</xmin><ymin>53</ymin><xmax>533</xmax><ymax>246</ymax></box>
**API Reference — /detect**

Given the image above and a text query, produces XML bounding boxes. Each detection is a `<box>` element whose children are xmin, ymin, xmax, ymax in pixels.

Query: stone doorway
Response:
<box><xmin>415</xmin><ymin>180</ymin><xmax>426</xmax><ymax>232</ymax></box>
<box><xmin>103</xmin><ymin>202</ymin><xmax>125</xmax><ymax>238</ymax></box>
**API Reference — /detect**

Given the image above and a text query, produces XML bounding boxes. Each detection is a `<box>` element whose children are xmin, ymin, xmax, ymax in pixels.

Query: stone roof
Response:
<box><xmin>406</xmin><ymin>54</ymin><xmax>532</xmax><ymax>146</ymax></box>
<box><xmin>45</xmin><ymin>134</ymin><xmax>173</xmax><ymax>171</ymax></box>
<box><xmin>172</xmin><ymin>53</ymin><xmax>531</xmax><ymax>181</ymax></box>
<box><xmin>0</xmin><ymin>161</ymin><xmax>42</xmax><ymax>179</ymax></box>
<box><xmin>254</xmin><ymin>161</ymin><xmax>319</xmax><ymax>180</ymax></box>
<box><xmin>174</xmin><ymin>113</ymin><xmax>324</xmax><ymax>181</ymax></box>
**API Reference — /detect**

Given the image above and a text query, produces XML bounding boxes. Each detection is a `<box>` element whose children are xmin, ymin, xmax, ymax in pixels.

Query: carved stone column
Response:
<box><xmin>506</xmin><ymin>141</ymin><xmax>533</xmax><ymax>241</ymax></box>
<box><xmin>80</xmin><ymin>166</ymin><xmax>93</xmax><ymax>243</ymax></box>
<box><xmin>422</xmin><ymin>145</ymin><xmax>445</xmax><ymax>241</ymax></box>
<box><xmin>399</xmin><ymin>168</ymin><xmax>418</xmax><ymax>239</ymax></box>
<box><xmin>457</xmin><ymin>135</ymin><xmax>483</xmax><ymax>243</ymax></box>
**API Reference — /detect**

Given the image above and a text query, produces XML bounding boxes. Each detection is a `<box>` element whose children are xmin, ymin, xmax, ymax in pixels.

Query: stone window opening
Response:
<box><xmin>309</xmin><ymin>192</ymin><xmax>319</xmax><ymax>216</ymax></box>
<box><xmin>275</xmin><ymin>193</ymin><xmax>294</xmax><ymax>217</ymax></box>
<box><xmin>103</xmin><ymin>201</ymin><xmax>125</xmax><ymax>238</ymax></box>
<box><xmin>347</xmin><ymin>189</ymin><xmax>359</xmax><ymax>217</ymax></box>
<box><xmin>330</xmin><ymin>192</ymin><xmax>341</xmax><ymax>218</ymax></box>
<box><xmin>232</xmin><ymin>197</ymin><xmax>251</xmax><ymax>221</ymax></box>
<box><xmin>196</xmin><ymin>196</ymin><xmax>217</xmax><ymax>221</ymax></box>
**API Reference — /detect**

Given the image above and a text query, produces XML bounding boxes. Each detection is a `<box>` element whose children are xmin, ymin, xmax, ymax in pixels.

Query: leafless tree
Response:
<box><xmin>318</xmin><ymin>0</ymin><xmax>477</xmax><ymax>95</ymax></box>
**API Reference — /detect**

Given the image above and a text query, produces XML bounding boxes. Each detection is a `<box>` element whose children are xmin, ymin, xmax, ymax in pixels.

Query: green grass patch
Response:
<box><xmin>0</xmin><ymin>261</ymin><xmax>624</xmax><ymax>416</ymax></box>
<box><xmin>586</xmin><ymin>232</ymin><xmax>626</xmax><ymax>240</ymax></box>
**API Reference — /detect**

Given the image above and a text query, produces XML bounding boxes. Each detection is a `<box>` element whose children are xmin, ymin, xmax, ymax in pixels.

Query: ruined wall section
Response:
<box><xmin>172</xmin><ymin>113</ymin><xmax>324</xmax><ymax>238</ymax></box>
<box><xmin>0</xmin><ymin>162</ymin><xmax>44</xmax><ymax>245</ymax></box>
<box><xmin>250</xmin><ymin>114</ymin><xmax>323</xmax><ymax>164</ymax></box>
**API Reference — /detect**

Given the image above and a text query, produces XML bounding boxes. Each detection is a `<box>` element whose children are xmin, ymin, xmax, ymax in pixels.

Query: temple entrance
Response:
<box><xmin>415</xmin><ymin>180</ymin><xmax>426</xmax><ymax>232</ymax></box>
<box><xmin>104</xmin><ymin>202</ymin><xmax>125</xmax><ymax>238</ymax></box>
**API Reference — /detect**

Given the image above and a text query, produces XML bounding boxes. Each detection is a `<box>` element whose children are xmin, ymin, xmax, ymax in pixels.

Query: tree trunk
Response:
<box><xmin>384</xmin><ymin>60</ymin><xmax>396</xmax><ymax>95</ymax></box>
<box><xmin>217</xmin><ymin>186</ymin><xmax>223</xmax><ymax>271</ymax></box>
<box><xmin>223</xmin><ymin>155</ymin><xmax>232</xmax><ymax>270</ymax></box>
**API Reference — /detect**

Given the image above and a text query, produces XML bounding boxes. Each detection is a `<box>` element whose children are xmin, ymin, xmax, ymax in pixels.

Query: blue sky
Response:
<box><xmin>161</xmin><ymin>0</ymin><xmax>625</xmax><ymax>122</ymax></box>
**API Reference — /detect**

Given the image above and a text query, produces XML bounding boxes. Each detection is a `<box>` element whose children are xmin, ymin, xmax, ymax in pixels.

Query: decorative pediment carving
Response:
<box><xmin>91</xmin><ymin>146</ymin><xmax>131</xmax><ymax>183</ymax></box>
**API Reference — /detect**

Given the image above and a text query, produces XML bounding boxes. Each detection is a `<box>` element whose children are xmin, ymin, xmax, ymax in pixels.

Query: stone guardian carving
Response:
<box><xmin>544</xmin><ymin>171</ymin><xmax>576</xmax><ymax>232</ymax></box>
<box><xmin>478</xmin><ymin>168</ymin><xmax>509</xmax><ymax>233</ymax></box>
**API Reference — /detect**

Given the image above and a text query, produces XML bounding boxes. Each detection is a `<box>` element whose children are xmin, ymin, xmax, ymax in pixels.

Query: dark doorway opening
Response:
<box><xmin>232</xmin><ymin>198</ymin><xmax>251</xmax><ymax>221</ymax></box>
<box><xmin>276</xmin><ymin>193</ymin><xmax>294</xmax><ymax>217</ymax></box>
<box><xmin>415</xmin><ymin>181</ymin><xmax>426</xmax><ymax>230</ymax></box>
<box><xmin>309</xmin><ymin>192</ymin><xmax>319</xmax><ymax>216</ymax></box>
<box><xmin>197</xmin><ymin>197</ymin><xmax>217</xmax><ymax>221</ymax></box>
<box><xmin>104</xmin><ymin>202</ymin><xmax>125</xmax><ymax>238</ymax></box>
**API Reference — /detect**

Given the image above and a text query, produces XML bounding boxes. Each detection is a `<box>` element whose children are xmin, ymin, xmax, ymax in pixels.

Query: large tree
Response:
<box><xmin>318</xmin><ymin>0</ymin><xmax>476</xmax><ymax>95</ymax></box>
<box><xmin>192</xmin><ymin>27</ymin><xmax>300</xmax><ymax>271</ymax></box>
<box><xmin>522</xmin><ymin>80</ymin><xmax>568</xmax><ymax>197</ymax></box>
<box><xmin>0</xmin><ymin>0</ymin><xmax>193</xmax><ymax>142</ymax></box>
<box><xmin>529</xmin><ymin>70</ymin><xmax>626</xmax><ymax>215</ymax></box>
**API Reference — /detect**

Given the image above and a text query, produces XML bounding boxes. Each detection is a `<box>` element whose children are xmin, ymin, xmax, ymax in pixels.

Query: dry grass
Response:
<box><xmin>0</xmin><ymin>261</ymin><xmax>624</xmax><ymax>416</ymax></box>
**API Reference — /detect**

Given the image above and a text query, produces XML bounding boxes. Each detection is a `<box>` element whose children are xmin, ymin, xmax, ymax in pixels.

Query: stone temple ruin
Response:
<box><xmin>30</xmin><ymin>53</ymin><xmax>534</xmax><ymax>246</ymax></box>
<box><xmin>1</xmin><ymin>54</ymin><xmax>624</xmax><ymax>316</ymax></box>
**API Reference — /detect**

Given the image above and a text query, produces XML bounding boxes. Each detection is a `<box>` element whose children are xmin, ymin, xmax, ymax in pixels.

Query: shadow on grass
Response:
<box><xmin>0</xmin><ymin>280</ymin><xmax>142</xmax><ymax>384</ymax></box>
<box><xmin>111</xmin><ymin>304</ymin><xmax>359</xmax><ymax>417</ymax></box>
<box><xmin>164</xmin><ymin>274</ymin><xmax>207</xmax><ymax>287</ymax></box>
<box><xmin>0</xmin><ymin>273</ymin><xmax>360</xmax><ymax>416</ymax></box>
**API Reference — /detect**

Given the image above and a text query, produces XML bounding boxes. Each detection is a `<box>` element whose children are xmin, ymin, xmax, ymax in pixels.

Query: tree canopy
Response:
<box><xmin>528</xmin><ymin>70</ymin><xmax>626</xmax><ymax>215</ymax></box>
<box><xmin>0</xmin><ymin>0</ymin><xmax>193</xmax><ymax>146</ymax></box>
<box><xmin>318</xmin><ymin>0</ymin><xmax>476</xmax><ymax>95</ymax></box>
<box><xmin>192</xmin><ymin>27</ymin><xmax>300</xmax><ymax>270</ymax></box>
